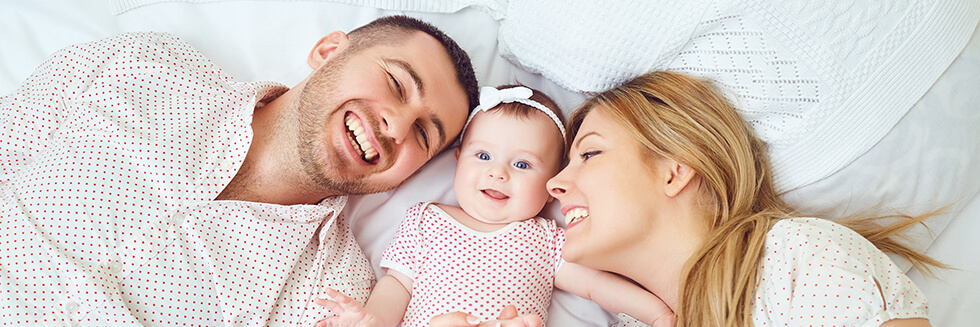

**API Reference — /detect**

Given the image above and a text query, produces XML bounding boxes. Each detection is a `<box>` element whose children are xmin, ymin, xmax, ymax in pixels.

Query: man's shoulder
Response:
<box><xmin>72</xmin><ymin>32</ymin><xmax>190</xmax><ymax>54</ymax></box>
<box><xmin>71</xmin><ymin>32</ymin><xmax>221</xmax><ymax>74</ymax></box>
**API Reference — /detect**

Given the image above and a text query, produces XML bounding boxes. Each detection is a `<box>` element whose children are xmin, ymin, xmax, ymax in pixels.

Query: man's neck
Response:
<box><xmin>215</xmin><ymin>87</ymin><xmax>334</xmax><ymax>205</ymax></box>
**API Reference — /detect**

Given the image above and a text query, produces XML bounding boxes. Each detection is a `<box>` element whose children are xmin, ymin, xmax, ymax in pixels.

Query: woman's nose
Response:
<box><xmin>547</xmin><ymin>171</ymin><xmax>568</xmax><ymax>197</ymax></box>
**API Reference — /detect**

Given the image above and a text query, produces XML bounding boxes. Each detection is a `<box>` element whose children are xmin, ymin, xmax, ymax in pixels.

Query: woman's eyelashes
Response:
<box><xmin>579</xmin><ymin>150</ymin><xmax>601</xmax><ymax>162</ymax></box>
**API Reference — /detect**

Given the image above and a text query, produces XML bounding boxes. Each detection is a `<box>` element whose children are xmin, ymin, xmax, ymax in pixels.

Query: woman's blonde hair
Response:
<box><xmin>568</xmin><ymin>71</ymin><xmax>946</xmax><ymax>327</ymax></box>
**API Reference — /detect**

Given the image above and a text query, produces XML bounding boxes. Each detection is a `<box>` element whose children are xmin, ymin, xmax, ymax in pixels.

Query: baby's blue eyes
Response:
<box><xmin>474</xmin><ymin>152</ymin><xmax>530</xmax><ymax>169</ymax></box>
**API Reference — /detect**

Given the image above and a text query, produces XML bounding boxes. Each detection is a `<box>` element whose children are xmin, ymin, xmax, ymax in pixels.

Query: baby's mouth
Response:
<box><xmin>482</xmin><ymin>189</ymin><xmax>509</xmax><ymax>201</ymax></box>
<box><xmin>344</xmin><ymin>113</ymin><xmax>379</xmax><ymax>163</ymax></box>
<box><xmin>565</xmin><ymin>208</ymin><xmax>589</xmax><ymax>226</ymax></box>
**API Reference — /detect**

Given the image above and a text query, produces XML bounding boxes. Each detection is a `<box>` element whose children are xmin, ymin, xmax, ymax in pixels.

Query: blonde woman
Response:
<box><xmin>538</xmin><ymin>71</ymin><xmax>945</xmax><ymax>327</ymax></box>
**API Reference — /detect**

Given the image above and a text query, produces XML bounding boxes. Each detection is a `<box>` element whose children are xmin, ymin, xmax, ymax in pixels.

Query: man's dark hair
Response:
<box><xmin>348</xmin><ymin>15</ymin><xmax>479</xmax><ymax>115</ymax></box>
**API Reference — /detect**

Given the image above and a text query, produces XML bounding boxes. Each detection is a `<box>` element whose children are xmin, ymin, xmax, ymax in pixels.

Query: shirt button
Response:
<box><xmin>63</xmin><ymin>299</ymin><xmax>79</xmax><ymax>313</ymax></box>
<box><xmin>169</xmin><ymin>212</ymin><xmax>187</xmax><ymax>225</ymax></box>
<box><xmin>108</xmin><ymin>260</ymin><xmax>122</xmax><ymax>274</ymax></box>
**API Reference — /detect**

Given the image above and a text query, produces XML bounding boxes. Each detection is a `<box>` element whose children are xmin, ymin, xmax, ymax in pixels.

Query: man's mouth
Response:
<box><xmin>564</xmin><ymin>207</ymin><xmax>589</xmax><ymax>226</ymax></box>
<box><xmin>344</xmin><ymin>114</ymin><xmax>379</xmax><ymax>163</ymax></box>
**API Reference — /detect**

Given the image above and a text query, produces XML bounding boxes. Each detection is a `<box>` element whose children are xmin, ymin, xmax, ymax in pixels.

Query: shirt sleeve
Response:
<box><xmin>379</xmin><ymin>202</ymin><xmax>428</xmax><ymax>281</ymax></box>
<box><xmin>554</xmin><ymin>226</ymin><xmax>567</xmax><ymax>275</ymax></box>
<box><xmin>757</xmin><ymin>218</ymin><xmax>928</xmax><ymax>327</ymax></box>
<box><xmin>0</xmin><ymin>42</ymin><xmax>89</xmax><ymax>184</ymax></box>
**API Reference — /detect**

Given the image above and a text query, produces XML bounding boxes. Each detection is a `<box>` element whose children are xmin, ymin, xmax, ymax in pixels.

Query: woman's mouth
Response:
<box><xmin>564</xmin><ymin>207</ymin><xmax>589</xmax><ymax>227</ymax></box>
<box><xmin>344</xmin><ymin>113</ymin><xmax>379</xmax><ymax>163</ymax></box>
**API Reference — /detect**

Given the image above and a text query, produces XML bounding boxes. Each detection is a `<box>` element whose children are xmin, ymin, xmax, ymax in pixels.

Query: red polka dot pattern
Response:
<box><xmin>753</xmin><ymin>218</ymin><xmax>928</xmax><ymax>326</ymax></box>
<box><xmin>0</xmin><ymin>32</ymin><xmax>373</xmax><ymax>326</ymax></box>
<box><xmin>380</xmin><ymin>203</ymin><xmax>564</xmax><ymax>327</ymax></box>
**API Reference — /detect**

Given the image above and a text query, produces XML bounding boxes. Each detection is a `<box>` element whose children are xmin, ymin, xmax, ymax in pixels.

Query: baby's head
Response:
<box><xmin>453</xmin><ymin>85</ymin><xmax>566</xmax><ymax>225</ymax></box>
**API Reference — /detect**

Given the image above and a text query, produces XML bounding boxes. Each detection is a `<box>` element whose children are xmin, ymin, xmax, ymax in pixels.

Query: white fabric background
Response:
<box><xmin>1</xmin><ymin>1</ymin><xmax>978</xmax><ymax>326</ymax></box>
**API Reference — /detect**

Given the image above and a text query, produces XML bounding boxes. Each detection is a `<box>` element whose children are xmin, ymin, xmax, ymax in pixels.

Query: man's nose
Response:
<box><xmin>379</xmin><ymin>105</ymin><xmax>416</xmax><ymax>144</ymax></box>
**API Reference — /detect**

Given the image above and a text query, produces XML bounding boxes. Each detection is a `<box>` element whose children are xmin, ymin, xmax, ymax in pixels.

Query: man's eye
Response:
<box><xmin>514</xmin><ymin>161</ymin><xmax>530</xmax><ymax>169</ymax></box>
<box><xmin>477</xmin><ymin>152</ymin><xmax>490</xmax><ymax>160</ymax></box>
<box><xmin>388</xmin><ymin>72</ymin><xmax>403</xmax><ymax>99</ymax></box>
<box><xmin>416</xmin><ymin>124</ymin><xmax>429</xmax><ymax>150</ymax></box>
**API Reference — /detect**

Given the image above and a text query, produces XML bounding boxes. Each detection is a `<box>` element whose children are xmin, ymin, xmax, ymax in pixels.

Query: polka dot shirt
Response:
<box><xmin>753</xmin><ymin>218</ymin><xmax>928</xmax><ymax>326</ymax></box>
<box><xmin>380</xmin><ymin>203</ymin><xmax>565</xmax><ymax>327</ymax></box>
<box><xmin>0</xmin><ymin>32</ymin><xmax>374</xmax><ymax>326</ymax></box>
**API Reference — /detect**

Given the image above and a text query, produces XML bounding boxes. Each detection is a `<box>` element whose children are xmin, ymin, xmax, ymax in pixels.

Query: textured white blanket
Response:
<box><xmin>109</xmin><ymin>0</ymin><xmax>980</xmax><ymax>193</ymax></box>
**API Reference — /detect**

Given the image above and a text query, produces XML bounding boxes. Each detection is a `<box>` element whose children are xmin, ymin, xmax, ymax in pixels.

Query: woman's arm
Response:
<box><xmin>554</xmin><ymin>262</ymin><xmax>674</xmax><ymax>326</ymax></box>
<box><xmin>316</xmin><ymin>270</ymin><xmax>414</xmax><ymax>327</ymax></box>
<box><xmin>881</xmin><ymin>318</ymin><xmax>931</xmax><ymax>327</ymax></box>
<box><xmin>429</xmin><ymin>304</ymin><xmax>542</xmax><ymax>327</ymax></box>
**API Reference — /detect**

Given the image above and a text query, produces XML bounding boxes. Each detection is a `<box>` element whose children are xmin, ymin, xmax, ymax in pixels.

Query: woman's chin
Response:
<box><xmin>560</xmin><ymin>245</ymin><xmax>587</xmax><ymax>264</ymax></box>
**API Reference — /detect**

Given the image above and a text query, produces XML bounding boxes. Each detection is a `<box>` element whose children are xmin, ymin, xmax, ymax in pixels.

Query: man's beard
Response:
<box><xmin>294</xmin><ymin>52</ymin><xmax>397</xmax><ymax>196</ymax></box>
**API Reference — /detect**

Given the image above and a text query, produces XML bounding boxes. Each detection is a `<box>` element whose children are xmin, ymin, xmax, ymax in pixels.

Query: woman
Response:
<box><xmin>541</xmin><ymin>71</ymin><xmax>944</xmax><ymax>327</ymax></box>
<box><xmin>430</xmin><ymin>70</ymin><xmax>944</xmax><ymax>327</ymax></box>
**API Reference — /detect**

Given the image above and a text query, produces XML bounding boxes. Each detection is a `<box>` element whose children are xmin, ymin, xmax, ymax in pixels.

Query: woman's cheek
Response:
<box><xmin>561</xmin><ymin>224</ymin><xmax>591</xmax><ymax>264</ymax></box>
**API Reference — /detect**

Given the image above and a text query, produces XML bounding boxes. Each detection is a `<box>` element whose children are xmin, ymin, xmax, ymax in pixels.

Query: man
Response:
<box><xmin>0</xmin><ymin>15</ymin><xmax>477</xmax><ymax>326</ymax></box>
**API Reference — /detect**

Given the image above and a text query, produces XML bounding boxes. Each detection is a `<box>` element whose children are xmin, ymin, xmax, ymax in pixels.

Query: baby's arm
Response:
<box><xmin>316</xmin><ymin>270</ymin><xmax>414</xmax><ymax>327</ymax></box>
<box><xmin>554</xmin><ymin>262</ymin><xmax>674</xmax><ymax>327</ymax></box>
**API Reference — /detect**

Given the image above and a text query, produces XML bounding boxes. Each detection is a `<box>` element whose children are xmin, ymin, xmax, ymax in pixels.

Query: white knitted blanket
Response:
<box><xmin>110</xmin><ymin>0</ymin><xmax>979</xmax><ymax>193</ymax></box>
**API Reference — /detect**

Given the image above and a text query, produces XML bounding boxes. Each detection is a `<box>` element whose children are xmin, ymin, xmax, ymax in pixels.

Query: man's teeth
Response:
<box><xmin>345</xmin><ymin>115</ymin><xmax>378</xmax><ymax>162</ymax></box>
<box><xmin>565</xmin><ymin>208</ymin><xmax>589</xmax><ymax>226</ymax></box>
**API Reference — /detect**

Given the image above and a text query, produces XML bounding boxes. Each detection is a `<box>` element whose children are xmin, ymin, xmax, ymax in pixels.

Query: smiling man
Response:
<box><xmin>0</xmin><ymin>15</ymin><xmax>477</xmax><ymax>326</ymax></box>
<box><xmin>219</xmin><ymin>16</ymin><xmax>476</xmax><ymax>204</ymax></box>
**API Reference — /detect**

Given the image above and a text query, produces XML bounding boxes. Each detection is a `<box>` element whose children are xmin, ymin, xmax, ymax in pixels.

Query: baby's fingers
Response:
<box><xmin>315</xmin><ymin>297</ymin><xmax>343</xmax><ymax>312</ymax></box>
<box><xmin>321</xmin><ymin>288</ymin><xmax>361</xmax><ymax>309</ymax></box>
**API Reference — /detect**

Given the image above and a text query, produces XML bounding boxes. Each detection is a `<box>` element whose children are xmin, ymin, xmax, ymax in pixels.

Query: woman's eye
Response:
<box><xmin>514</xmin><ymin>161</ymin><xmax>530</xmax><ymax>169</ymax></box>
<box><xmin>580</xmin><ymin>150</ymin><xmax>601</xmax><ymax>161</ymax></box>
<box><xmin>477</xmin><ymin>152</ymin><xmax>491</xmax><ymax>160</ymax></box>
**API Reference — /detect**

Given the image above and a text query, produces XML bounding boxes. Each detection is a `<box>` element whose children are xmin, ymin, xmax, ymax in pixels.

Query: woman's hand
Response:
<box><xmin>429</xmin><ymin>305</ymin><xmax>542</xmax><ymax>327</ymax></box>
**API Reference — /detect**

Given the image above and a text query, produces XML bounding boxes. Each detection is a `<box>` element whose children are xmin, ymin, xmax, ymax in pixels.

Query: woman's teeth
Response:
<box><xmin>565</xmin><ymin>208</ymin><xmax>589</xmax><ymax>226</ymax></box>
<box><xmin>345</xmin><ymin>115</ymin><xmax>378</xmax><ymax>162</ymax></box>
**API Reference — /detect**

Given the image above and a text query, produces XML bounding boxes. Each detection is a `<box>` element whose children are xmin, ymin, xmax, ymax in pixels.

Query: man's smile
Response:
<box><xmin>344</xmin><ymin>112</ymin><xmax>379</xmax><ymax>163</ymax></box>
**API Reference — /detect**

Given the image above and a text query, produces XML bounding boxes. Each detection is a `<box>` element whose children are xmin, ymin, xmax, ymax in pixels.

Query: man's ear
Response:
<box><xmin>662</xmin><ymin>158</ymin><xmax>697</xmax><ymax>198</ymax></box>
<box><xmin>454</xmin><ymin>146</ymin><xmax>461</xmax><ymax>161</ymax></box>
<box><xmin>308</xmin><ymin>31</ymin><xmax>349</xmax><ymax>69</ymax></box>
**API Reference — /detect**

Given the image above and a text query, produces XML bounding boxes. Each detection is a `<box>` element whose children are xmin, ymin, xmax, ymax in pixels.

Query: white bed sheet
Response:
<box><xmin>1</xmin><ymin>1</ymin><xmax>977</xmax><ymax>326</ymax></box>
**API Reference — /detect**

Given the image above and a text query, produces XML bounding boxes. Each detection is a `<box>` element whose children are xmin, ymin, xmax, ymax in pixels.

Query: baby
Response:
<box><xmin>317</xmin><ymin>86</ymin><xmax>672</xmax><ymax>327</ymax></box>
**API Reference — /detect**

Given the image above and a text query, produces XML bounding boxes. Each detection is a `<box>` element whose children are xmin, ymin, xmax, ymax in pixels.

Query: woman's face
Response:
<box><xmin>547</xmin><ymin>107</ymin><xmax>669</xmax><ymax>268</ymax></box>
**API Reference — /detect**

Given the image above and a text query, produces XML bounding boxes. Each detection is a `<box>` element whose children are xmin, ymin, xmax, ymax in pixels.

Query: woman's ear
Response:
<box><xmin>307</xmin><ymin>31</ymin><xmax>349</xmax><ymax>69</ymax></box>
<box><xmin>662</xmin><ymin>159</ymin><xmax>697</xmax><ymax>198</ymax></box>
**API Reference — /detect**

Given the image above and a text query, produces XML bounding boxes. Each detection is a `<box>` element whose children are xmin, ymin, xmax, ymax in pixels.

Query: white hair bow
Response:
<box><xmin>461</xmin><ymin>86</ymin><xmax>566</xmax><ymax>141</ymax></box>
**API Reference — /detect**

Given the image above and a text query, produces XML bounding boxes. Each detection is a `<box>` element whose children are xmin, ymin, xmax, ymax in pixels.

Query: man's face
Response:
<box><xmin>295</xmin><ymin>31</ymin><xmax>469</xmax><ymax>195</ymax></box>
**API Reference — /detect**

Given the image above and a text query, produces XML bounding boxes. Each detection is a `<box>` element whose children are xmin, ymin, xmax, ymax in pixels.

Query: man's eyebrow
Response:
<box><xmin>385</xmin><ymin>59</ymin><xmax>425</xmax><ymax>98</ymax></box>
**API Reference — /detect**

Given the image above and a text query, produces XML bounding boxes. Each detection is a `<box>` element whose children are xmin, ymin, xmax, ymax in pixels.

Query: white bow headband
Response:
<box><xmin>461</xmin><ymin>86</ymin><xmax>566</xmax><ymax>142</ymax></box>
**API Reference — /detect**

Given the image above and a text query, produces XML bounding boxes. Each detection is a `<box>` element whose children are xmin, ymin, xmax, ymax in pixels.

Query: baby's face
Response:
<box><xmin>453</xmin><ymin>110</ymin><xmax>564</xmax><ymax>225</ymax></box>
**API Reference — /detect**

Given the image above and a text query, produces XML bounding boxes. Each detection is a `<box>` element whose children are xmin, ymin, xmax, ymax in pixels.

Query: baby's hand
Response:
<box><xmin>314</xmin><ymin>288</ymin><xmax>384</xmax><ymax>327</ymax></box>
